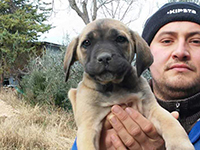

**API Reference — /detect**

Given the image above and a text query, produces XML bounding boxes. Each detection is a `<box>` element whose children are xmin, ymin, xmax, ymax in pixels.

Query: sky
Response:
<box><xmin>39</xmin><ymin>0</ymin><xmax>168</xmax><ymax>45</ymax></box>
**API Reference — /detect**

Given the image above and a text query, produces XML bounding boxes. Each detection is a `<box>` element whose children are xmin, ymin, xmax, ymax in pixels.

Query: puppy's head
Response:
<box><xmin>64</xmin><ymin>19</ymin><xmax>153</xmax><ymax>84</ymax></box>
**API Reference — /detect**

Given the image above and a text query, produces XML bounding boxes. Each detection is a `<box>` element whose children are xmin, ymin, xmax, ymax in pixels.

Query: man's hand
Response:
<box><xmin>100</xmin><ymin>105</ymin><xmax>179</xmax><ymax>150</ymax></box>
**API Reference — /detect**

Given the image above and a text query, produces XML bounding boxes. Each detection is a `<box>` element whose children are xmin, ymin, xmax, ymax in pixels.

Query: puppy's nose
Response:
<box><xmin>97</xmin><ymin>52</ymin><xmax>112</xmax><ymax>64</ymax></box>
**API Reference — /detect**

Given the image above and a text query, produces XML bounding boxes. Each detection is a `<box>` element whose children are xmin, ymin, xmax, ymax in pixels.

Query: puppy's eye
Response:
<box><xmin>115</xmin><ymin>36</ymin><xmax>127</xmax><ymax>43</ymax></box>
<box><xmin>82</xmin><ymin>40</ymin><xmax>91</xmax><ymax>48</ymax></box>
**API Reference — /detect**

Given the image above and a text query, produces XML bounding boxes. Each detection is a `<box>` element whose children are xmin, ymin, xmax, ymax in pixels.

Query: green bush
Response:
<box><xmin>20</xmin><ymin>48</ymin><xmax>83</xmax><ymax>109</ymax></box>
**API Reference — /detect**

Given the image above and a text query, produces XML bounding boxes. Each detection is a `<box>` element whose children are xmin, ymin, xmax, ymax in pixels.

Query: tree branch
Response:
<box><xmin>120</xmin><ymin>0</ymin><xmax>134</xmax><ymax>21</ymax></box>
<box><xmin>81</xmin><ymin>0</ymin><xmax>90</xmax><ymax>23</ymax></box>
<box><xmin>92</xmin><ymin>0</ymin><xmax>97</xmax><ymax>21</ymax></box>
<box><xmin>68</xmin><ymin>0</ymin><xmax>90</xmax><ymax>24</ymax></box>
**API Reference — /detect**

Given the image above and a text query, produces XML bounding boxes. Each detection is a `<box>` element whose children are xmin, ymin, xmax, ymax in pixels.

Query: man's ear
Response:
<box><xmin>64</xmin><ymin>37</ymin><xmax>79</xmax><ymax>82</ymax></box>
<box><xmin>130</xmin><ymin>31</ymin><xmax>153</xmax><ymax>77</ymax></box>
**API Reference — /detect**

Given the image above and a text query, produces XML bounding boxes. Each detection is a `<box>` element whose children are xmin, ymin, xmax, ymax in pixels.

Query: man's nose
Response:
<box><xmin>172</xmin><ymin>41</ymin><xmax>190</xmax><ymax>61</ymax></box>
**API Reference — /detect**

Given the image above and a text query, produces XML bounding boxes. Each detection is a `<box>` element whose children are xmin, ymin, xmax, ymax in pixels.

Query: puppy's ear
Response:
<box><xmin>131</xmin><ymin>31</ymin><xmax>153</xmax><ymax>77</ymax></box>
<box><xmin>64</xmin><ymin>37</ymin><xmax>79</xmax><ymax>82</ymax></box>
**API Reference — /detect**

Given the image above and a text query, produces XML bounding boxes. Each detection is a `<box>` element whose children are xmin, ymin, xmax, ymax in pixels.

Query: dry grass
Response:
<box><xmin>0</xmin><ymin>89</ymin><xmax>77</xmax><ymax>150</ymax></box>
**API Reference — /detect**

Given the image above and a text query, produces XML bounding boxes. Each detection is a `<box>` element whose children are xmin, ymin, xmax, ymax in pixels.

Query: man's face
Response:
<box><xmin>150</xmin><ymin>21</ymin><xmax>200</xmax><ymax>100</ymax></box>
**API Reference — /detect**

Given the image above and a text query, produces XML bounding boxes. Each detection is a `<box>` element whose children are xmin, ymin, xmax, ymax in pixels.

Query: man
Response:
<box><xmin>101</xmin><ymin>2</ymin><xmax>200</xmax><ymax>150</ymax></box>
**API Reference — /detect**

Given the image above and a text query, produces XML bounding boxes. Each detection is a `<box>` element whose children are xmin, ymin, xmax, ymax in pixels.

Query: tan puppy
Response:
<box><xmin>64</xmin><ymin>19</ymin><xmax>194</xmax><ymax>150</ymax></box>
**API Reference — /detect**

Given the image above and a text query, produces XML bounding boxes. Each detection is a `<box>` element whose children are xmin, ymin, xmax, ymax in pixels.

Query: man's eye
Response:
<box><xmin>191</xmin><ymin>40</ymin><xmax>200</xmax><ymax>44</ymax></box>
<box><xmin>82</xmin><ymin>40</ymin><xmax>91</xmax><ymax>48</ymax></box>
<box><xmin>162</xmin><ymin>40</ymin><xmax>172</xmax><ymax>44</ymax></box>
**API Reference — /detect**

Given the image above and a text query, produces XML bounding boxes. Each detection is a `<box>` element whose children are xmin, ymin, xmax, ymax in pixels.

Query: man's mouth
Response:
<box><xmin>168</xmin><ymin>63</ymin><xmax>194</xmax><ymax>72</ymax></box>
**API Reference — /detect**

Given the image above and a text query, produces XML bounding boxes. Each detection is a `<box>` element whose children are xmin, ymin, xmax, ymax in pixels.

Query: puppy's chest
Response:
<box><xmin>93</xmin><ymin>86</ymin><xmax>144</xmax><ymax>107</ymax></box>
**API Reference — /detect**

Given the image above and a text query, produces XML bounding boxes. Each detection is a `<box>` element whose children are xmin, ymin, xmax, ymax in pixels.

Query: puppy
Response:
<box><xmin>64</xmin><ymin>19</ymin><xmax>194</xmax><ymax>150</ymax></box>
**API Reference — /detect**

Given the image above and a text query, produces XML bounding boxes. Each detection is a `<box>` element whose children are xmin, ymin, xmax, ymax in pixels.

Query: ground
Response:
<box><xmin>0</xmin><ymin>88</ymin><xmax>76</xmax><ymax>150</ymax></box>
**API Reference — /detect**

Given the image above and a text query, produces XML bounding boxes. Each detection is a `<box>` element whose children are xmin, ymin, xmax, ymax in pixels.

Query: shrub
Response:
<box><xmin>20</xmin><ymin>48</ymin><xmax>83</xmax><ymax>109</ymax></box>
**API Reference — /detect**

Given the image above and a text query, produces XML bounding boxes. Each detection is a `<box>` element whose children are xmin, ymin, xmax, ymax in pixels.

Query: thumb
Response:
<box><xmin>103</xmin><ymin>105</ymin><xmax>127</xmax><ymax>130</ymax></box>
<box><xmin>103</xmin><ymin>113</ymin><xmax>113</xmax><ymax>130</ymax></box>
<box><xmin>171</xmin><ymin>111</ymin><xmax>179</xmax><ymax>120</ymax></box>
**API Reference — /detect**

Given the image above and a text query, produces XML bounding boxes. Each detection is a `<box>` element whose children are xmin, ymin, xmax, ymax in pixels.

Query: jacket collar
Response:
<box><xmin>149</xmin><ymin>79</ymin><xmax>200</xmax><ymax>133</ymax></box>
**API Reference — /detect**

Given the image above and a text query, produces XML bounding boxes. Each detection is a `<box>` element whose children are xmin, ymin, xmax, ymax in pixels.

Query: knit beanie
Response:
<box><xmin>142</xmin><ymin>2</ymin><xmax>200</xmax><ymax>46</ymax></box>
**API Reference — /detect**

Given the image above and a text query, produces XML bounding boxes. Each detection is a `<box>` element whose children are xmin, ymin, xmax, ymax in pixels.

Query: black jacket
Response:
<box><xmin>157</xmin><ymin>92</ymin><xmax>200</xmax><ymax>133</ymax></box>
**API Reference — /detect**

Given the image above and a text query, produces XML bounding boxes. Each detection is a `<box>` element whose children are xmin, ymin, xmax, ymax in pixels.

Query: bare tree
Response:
<box><xmin>66</xmin><ymin>0</ymin><xmax>145</xmax><ymax>25</ymax></box>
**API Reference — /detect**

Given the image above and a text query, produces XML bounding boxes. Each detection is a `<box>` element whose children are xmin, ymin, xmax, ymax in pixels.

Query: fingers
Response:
<box><xmin>171</xmin><ymin>111</ymin><xmax>179</xmax><ymax>119</ymax></box>
<box><xmin>100</xmin><ymin>128</ymin><xmax>116</xmax><ymax>150</ymax></box>
<box><xmin>103</xmin><ymin>104</ymin><xmax>127</xmax><ymax>130</ymax></box>
<box><xmin>100</xmin><ymin>106</ymin><xmax>128</xmax><ymax>150</ymax></box>
<box><xmin>111</xmin><ymin>105</ymin><xmax>147</xmax><ymax>145</ymax></box>
<box><xmin>109</xmin><ymin>105</ymin><xmax>165</xmax><ymax>149</ymax></box>
<box><xmin>124</xmin><ymin>107</ymin><xmax>165</xmax><ymax>149</ymax></box>
<box><xmin>103</xmin><ymin>114</ymin><xmax>112</xmax><ymax>130</ymax></box>
<box><xmin>110</xmin><ymin>134</ymin><xmax>127</xmax><ymax>150</ymax></box>
<box><xmin>125</xmin><ymin>107</ymin><xmax>161</xmax><ymax>141</ymax></box>
<box><xmin>109</xmin><ymin>113</ymin><xmax>141</xmax><ymax>149</ymax></box>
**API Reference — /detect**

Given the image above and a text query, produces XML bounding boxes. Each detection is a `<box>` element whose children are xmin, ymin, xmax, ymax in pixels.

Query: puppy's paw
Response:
<box><xmin>166</xmin><ymin>140</ymin><xmax>194</xmax><ymax>150</ymax></box>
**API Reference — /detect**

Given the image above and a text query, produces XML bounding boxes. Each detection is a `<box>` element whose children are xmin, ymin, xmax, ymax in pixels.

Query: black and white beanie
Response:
<box><xmin>142</xmin><ymin>2</ymin><xmax>200</xmax><ymax>46</ymax></box>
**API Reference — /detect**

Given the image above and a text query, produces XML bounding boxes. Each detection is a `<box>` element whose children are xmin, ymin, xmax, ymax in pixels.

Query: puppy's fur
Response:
<box><xmin>64</xmin><ymin>19</ymin><xmax>194</xmax><ymax>150</ymax></box>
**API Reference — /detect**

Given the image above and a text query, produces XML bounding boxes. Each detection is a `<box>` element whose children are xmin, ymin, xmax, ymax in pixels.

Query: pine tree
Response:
<box><xmin>0</xmin><ymin>0</ymin><xmax>52</xmax><ymax>86</ymax></box>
